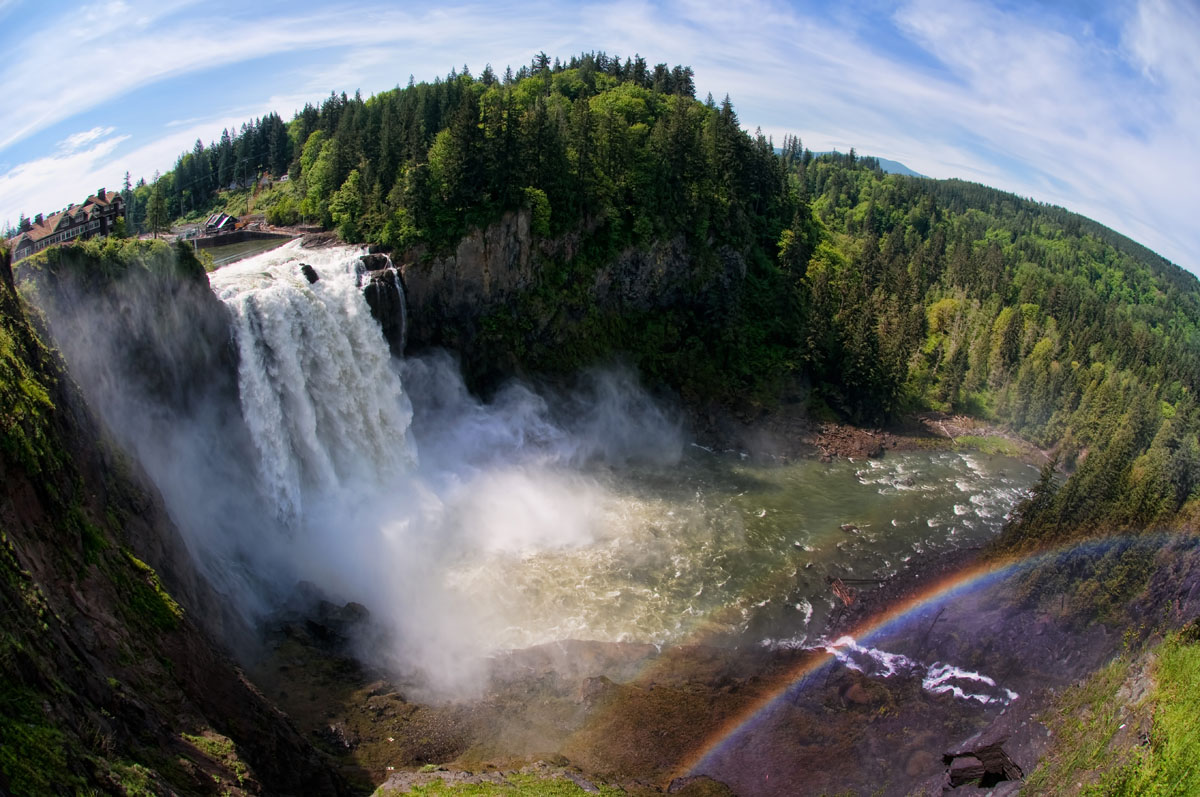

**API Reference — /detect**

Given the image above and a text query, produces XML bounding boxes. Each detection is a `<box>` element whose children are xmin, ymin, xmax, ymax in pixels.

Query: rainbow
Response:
<box><xmin>669</xmin><ymin>531</ymin><xmax>1194</xmax><ymax>783</ymax></box>
<box><xmin>669</xmin><ymin>550</ymin><xmax>1038</xmax><ymax>782</ymax></box>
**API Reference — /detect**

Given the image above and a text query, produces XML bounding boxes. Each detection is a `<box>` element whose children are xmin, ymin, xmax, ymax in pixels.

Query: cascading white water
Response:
<box><xmin>209</xmin><ymin>241</ymin><xmax>417</xmax><ymax>526</ymax></box>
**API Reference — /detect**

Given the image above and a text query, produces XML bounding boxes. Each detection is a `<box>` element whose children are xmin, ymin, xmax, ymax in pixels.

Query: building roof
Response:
<box><xmin>25</xmin><ymin>215</ymin><xmax>61</xmax><ymax>242</ymax></box>
<box><xmin>13</xmin><ymin>189</ymin><xmax>124</xmax><ymax>252</ymax></box>
<box><xmin>205</xmin><ymin>213</ymin><xmax>238</xmax><ymax>230</ymax></box>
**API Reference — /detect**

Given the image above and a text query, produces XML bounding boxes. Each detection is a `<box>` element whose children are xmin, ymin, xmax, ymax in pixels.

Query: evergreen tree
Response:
<box><xmin>217</xmin><ymin>129</ymin><xmax>234</xmax><ymax>188</ymax></box>
<box><xmin>147</xmin><ymin>180</ymin><xmax>168</xmax><ymax>238</ymax></box>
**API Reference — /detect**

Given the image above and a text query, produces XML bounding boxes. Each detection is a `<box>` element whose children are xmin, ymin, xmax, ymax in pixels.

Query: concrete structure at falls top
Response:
<box><xmin>209</xmin><ymin>242</ymin><xmax>417</xmax><ymax>526</ymax></box>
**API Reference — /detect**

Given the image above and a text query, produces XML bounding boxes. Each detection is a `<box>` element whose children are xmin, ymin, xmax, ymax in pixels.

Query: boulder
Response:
<box><xmin>948</xmin><ymin>755</ymin><xmax>986</xmax><ymax>786</ymax></box>
<box><xmin>359</xmin><ymin>252</ymin><xmax>391</xmax><ymax>272</ymax></box>
<box><xmin>942</xmin><ymin>720</ymin><xmax>1025</xmax><ymax>788</ymax></box>
<box><xmin>362</xmin><ymin>269</ymin><xmax>407</xmax><ymax>356</ymax></box>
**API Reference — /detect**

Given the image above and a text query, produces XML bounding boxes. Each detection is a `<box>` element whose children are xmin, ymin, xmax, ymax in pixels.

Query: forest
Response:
<box><xmin>101</xmin><ymin>52</ymin><xmax>1200</xmax><ymax>547</ymax></box>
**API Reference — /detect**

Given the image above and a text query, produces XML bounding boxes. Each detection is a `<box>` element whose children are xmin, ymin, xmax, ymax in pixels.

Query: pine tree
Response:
<box><xmin>217</xmin><ymin>129</ymin><xmax>234</xmax><ymax>188</ymax></box>
<box><xmin>147</xmin><ymin>180</ymin><xmax>168</xmax><ymax>238</ymax></box>
<box><xmin>191</xmin><ymin>139</ymin><xmax>210</xmax><ymax>199</ymax></box>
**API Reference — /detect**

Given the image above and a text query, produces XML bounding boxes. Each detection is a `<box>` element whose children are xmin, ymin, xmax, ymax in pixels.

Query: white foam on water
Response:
<box><xmin>797</xmin><ymin>599</ymin><xmax>814</xmax><ymax>626</ymax></box>
<box><xmin>818</xmin><ymin>637</ymin><xmax>1018</xmax><ymax>706</ymax></box>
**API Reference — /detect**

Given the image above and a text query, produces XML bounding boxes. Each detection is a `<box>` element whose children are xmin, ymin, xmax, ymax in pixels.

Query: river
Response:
<box><xmin>206</xmin><ymin>241</ymin><xmax>1037</xmax><ymax>691</ymax></box>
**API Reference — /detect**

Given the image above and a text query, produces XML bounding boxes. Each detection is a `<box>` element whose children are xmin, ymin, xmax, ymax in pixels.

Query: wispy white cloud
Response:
<box><xmin>0</xmin><ymin>132</ymin><xmax>130</xmax><ymax>223</ymax></box>
<box><xmin>0</xmin><ymin>0</ymin><xmax>556</xmax><ymax>154</ymax></box>
<box><xmin>59</xmin><ymin>126</ymin><xmax>117</xmax><ymax>152</ymax></box>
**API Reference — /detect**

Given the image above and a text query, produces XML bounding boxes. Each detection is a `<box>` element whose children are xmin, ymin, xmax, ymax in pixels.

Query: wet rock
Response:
<box><xmin>299</xmin><ymin>263</ymin><xmax>319</xmax><ymax>284</ymax></box>
<box><xmin>298</xmin><ymin>599</ymin><xmax>370</xmax><ymax>649</ymax></box>
<box><xmin>366</xmin><ymin>693</ymin><xmax>402</xmax><ymax>717</ymax></box>
<box><xmin>359</xmin><ymin>252</ymin><xmax>391</xmax><ymax>272</ymax></box>
<box><xmin>365</xmin><ymin>680</ymin><xmax>391</xmax><ymax>698</ymax></box>
<box><xmin>944</xmin><ymin>782</ymin><xmax>1022</xmax><ymax>796</ymax></box>
<box><xmin>840</xmin><ymin>682</ymin><xmax>873</xmax><ymax>706</ymax></box>
<box><xmin>578</xmin><ymin>675</ymin><xmax>616</xmax><ymax>705</ymax></box>
<box><xmin>315</xmin><ymin>722</ymin><xmax>358</xmax><ymax>750</ymax></box>
<box><xmin>942</xmin><ymin>720</ymin><xmax>1024</xmax><ymax>788</ymax></box>
<box><xmin>363</xmin><ymin>268</ymin><xmax>406</xmax><ymax>357</ymax></box>
<box><xmin>563</xmin><ymin>772</ymin><xmax>601</xmax><ymax>793</ymax></box>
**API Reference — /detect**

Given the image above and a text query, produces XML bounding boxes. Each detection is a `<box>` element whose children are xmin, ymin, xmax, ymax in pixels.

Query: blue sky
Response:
<box><xmin>1</xmin><ymin>0</ymin><xmax>1197</xmax><ymax>272</ymax></box>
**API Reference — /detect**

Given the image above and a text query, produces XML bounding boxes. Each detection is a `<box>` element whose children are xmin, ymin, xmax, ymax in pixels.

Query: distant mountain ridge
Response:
<box><xmin>812</xmin><ymin>151</ymin><xmax>925</xmax><ymax>177</ymax></box>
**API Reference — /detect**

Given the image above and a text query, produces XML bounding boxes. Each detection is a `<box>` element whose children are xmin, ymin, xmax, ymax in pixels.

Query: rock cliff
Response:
<box><xmin>0</xmin><ymin>244</ymin><xmax>346</xmax><ymax>795</ymax></box>
<box><xmin>383</xmin><ymin>209</ymin><xmax>746</xmax><ymax>395</ymax></box>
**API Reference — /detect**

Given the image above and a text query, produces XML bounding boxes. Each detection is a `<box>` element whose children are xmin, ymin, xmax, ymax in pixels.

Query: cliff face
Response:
<box><xmin>400</xmin><ymin>209</ymin><xmax>535</xmax><ymax>355</ymax></box>
<box><xmin>397</xmin><ymin>209</ymin><xmax>746</xmax><ymax>395</ymax></box>
<box><xmin>0</xmin><ymin>246</ymin><xmax>346</xmax><ymax>795</ymax></box>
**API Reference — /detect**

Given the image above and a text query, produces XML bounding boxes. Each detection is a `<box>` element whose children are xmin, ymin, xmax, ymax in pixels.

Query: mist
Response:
<box><xmin>32</xmin><ymin>242</ymin><xmax>686</xmax><ymax>697</ymax></box>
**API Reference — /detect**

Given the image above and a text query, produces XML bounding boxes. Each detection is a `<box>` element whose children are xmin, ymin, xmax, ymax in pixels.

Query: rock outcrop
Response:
<box><xmin>361</xmin><ymin>262</ymin><xmax>407</xmax><ymax>357</ymax></box>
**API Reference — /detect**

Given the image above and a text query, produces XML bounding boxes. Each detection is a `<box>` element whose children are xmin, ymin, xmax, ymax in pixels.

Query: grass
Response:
<box><xmin>0</xmin><ymin>673</ymin><xmax>85</xmax><ymax>795</ymax></box>
<box><xmin>183</xmin><ymin>731</ymin><xmax>250</xmax><ymax>786</ymax></box>
<box><xmin>1097</xmin><ymin>632</ymin><xmax>1200</xmax><ymax>795</ymax></box>
<box><xmin>0</xmin><ymin>308</ymin><xmax>58</xmax><ymax>478</ymax></box>
<box><xmin>951</xmin><ymin>434</ymin><xmax>1024</xmax><ymax>458</ymax></box>
<box><xmin>106</xmin><ymin>760</ymin><xmax>160</xmax><ymax>796</ymax></box>
<box><xmin>117</xmin><ymin>550</ymin><xmax>184</xmax><ymax>631</ymax></box>
<box><xmin>912</xmin><ymin>432</ymin><xmax>1027</xmax><ymax>459</ymax></box>
<box><xmin>378</xmin><ymin>773</ymin><xmax>625</xmax><ymax>796</ymax></box>
<box><xmin>1026</xmin><ymin>630</ymin><xmax>1200</xmax><ymax>795</ymax></box>
<box><xmin>1023</xmin><ymin>653</ymin><xmax>1141</xmax><ymax>794</ymax></box>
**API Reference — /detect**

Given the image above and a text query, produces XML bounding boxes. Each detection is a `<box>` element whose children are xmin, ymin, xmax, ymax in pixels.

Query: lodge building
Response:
<box><xmin>8</xmin><ymin>188</ymin><xmax>125</xmax><ymax>261</ymax></box>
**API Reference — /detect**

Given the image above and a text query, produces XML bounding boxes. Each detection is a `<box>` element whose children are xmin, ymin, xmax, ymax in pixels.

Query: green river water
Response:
<box><xmin>438</xmin><ymin>447</ymin><xmax>1038</xmax><ymax>652</ymax></box>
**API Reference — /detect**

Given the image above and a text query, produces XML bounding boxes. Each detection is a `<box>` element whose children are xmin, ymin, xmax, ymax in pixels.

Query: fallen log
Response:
<box><xmin>831</xmin><ymin>578</ymin><xmax>857</xmax><ymax>607</ymax></box>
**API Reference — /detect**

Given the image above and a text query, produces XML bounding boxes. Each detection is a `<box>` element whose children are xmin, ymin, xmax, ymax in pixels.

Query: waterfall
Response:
<box><xmin>385</xmin><ymin>265</ymin><xmax>408</xmax><ymax>355</ymax></box>
<box><xmin>209</xmin><ymin>242</ymin><xmax>417</xmax><ymax>526</ymax></box>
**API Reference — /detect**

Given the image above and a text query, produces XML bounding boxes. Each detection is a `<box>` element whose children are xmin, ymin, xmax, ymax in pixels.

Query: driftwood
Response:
<box><xmin>831</xmin><ymin>578</ymin><xmax>857</xmax><ymax>606</ymax></box>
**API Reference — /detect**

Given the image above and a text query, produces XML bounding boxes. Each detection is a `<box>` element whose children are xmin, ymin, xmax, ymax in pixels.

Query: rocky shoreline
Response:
<box><xmin>690</xmin><ymin>399</ymin><xmax>1046</xmax><ymax>467</ymax></box>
